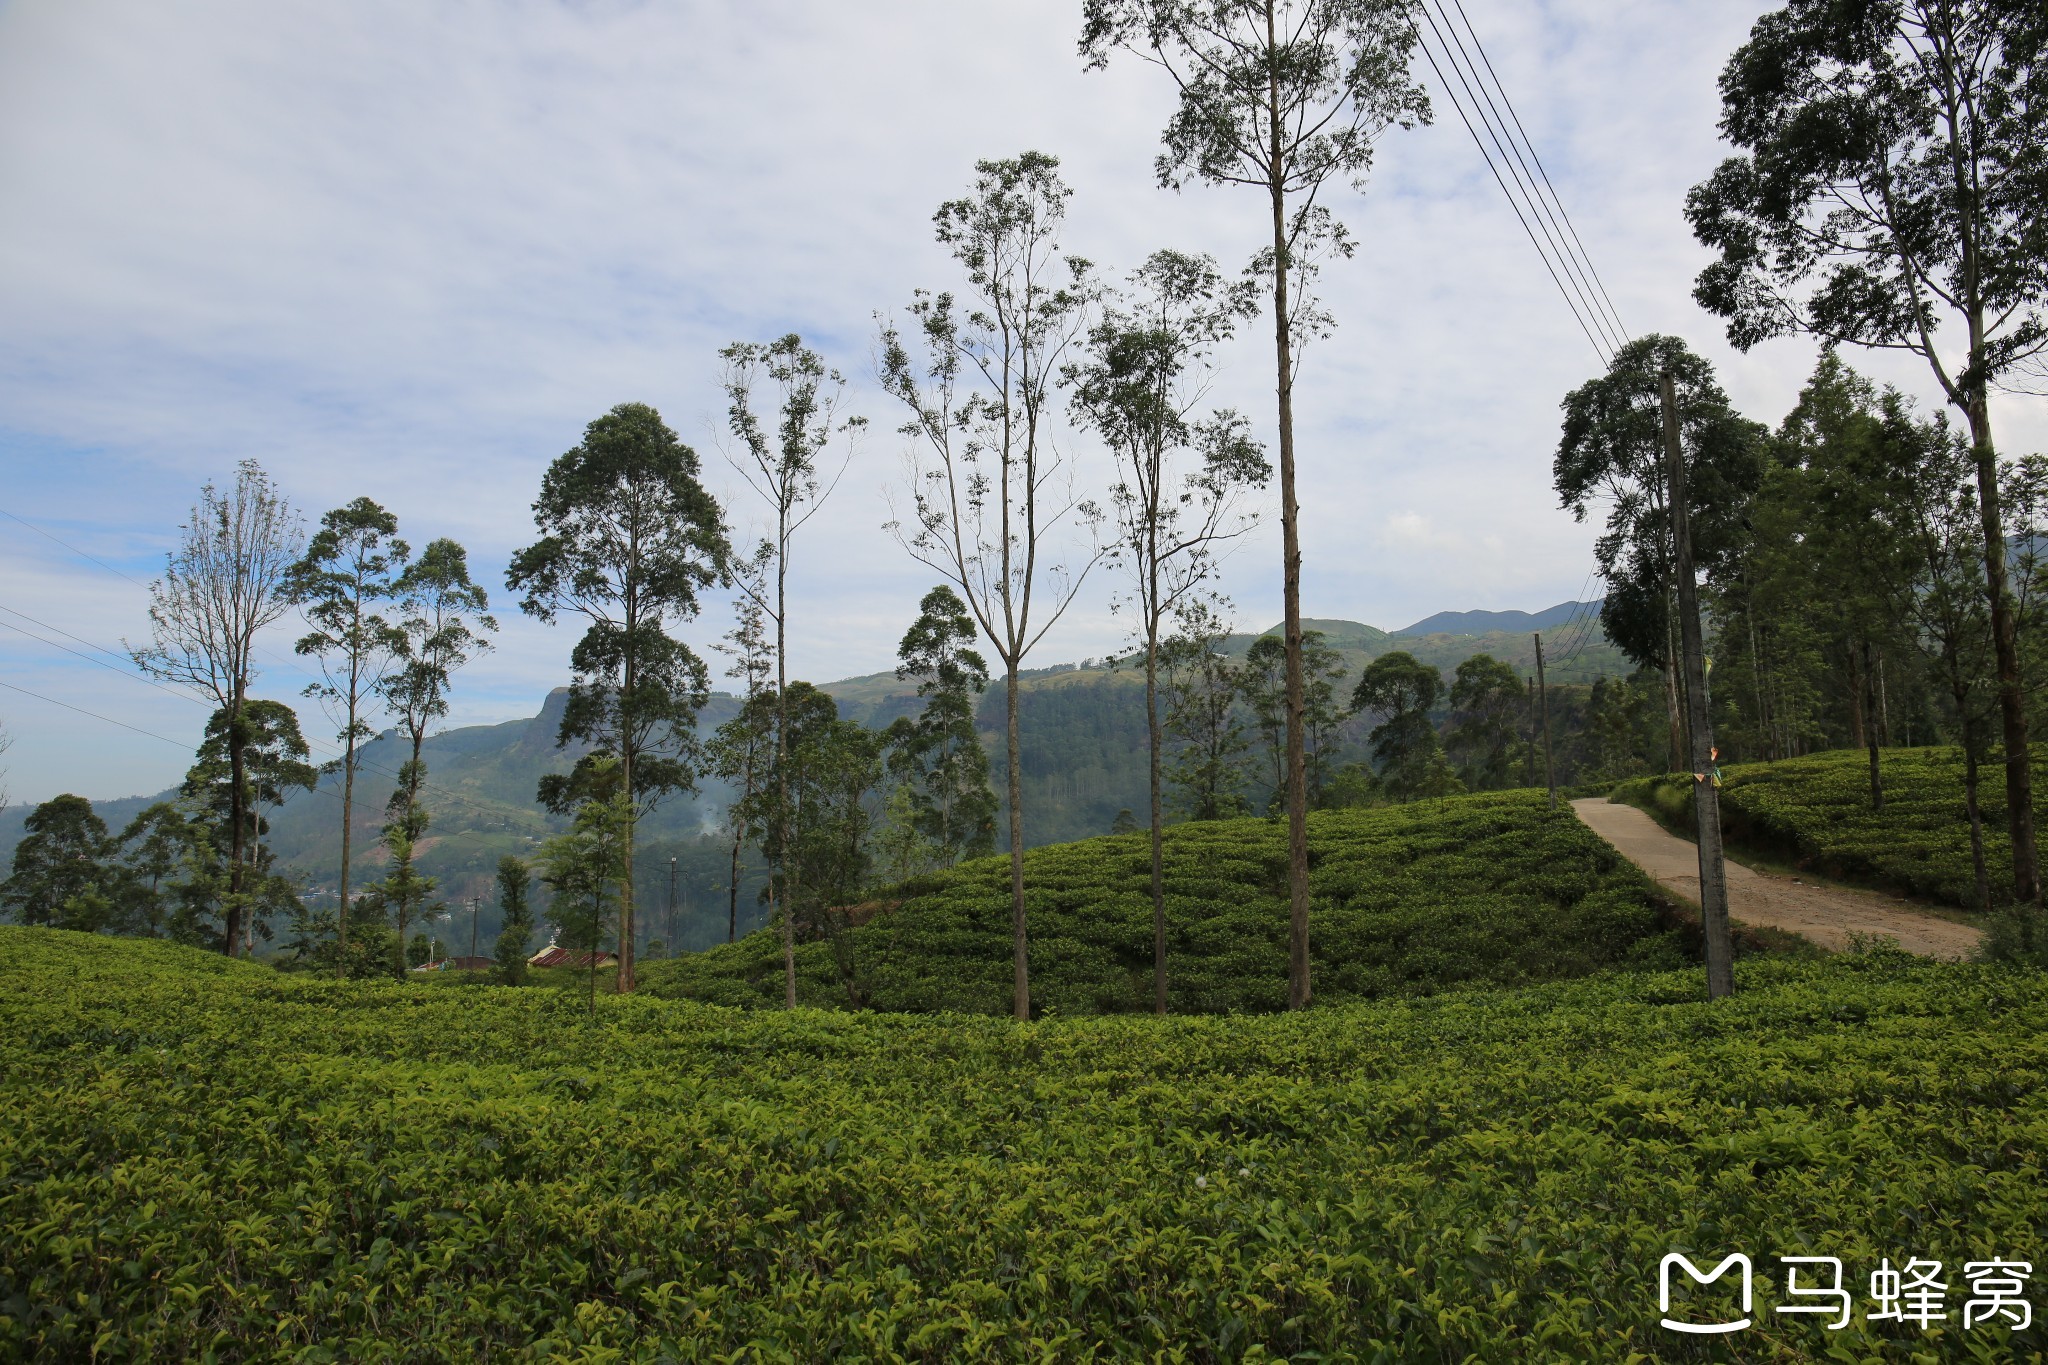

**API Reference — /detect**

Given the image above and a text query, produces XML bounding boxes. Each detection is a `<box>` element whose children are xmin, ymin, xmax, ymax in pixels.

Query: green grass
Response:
<box><xmin>641</xmin><ymin>791</ymin><xmax>1702</xmax><ymax>1015</ymax></box>
<box><xmin>1610</xmin><ymin>746</ymin><xmax>2048</xmax><ymax>908</ymax></box>
<box><xmin>4</xmin><ymin>929</ymin><xmax>2045</xmax><ymax>1361</ymax></box>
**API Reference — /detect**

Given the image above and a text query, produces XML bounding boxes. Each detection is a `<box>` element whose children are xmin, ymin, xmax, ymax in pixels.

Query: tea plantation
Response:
<box><xmin>641</xmin><ymin>791</ymin><xmax>1704</xmax><ymax>1014</ymax></box>
<box><xmin>5</xmin><ymin>930</ymin><xmax>2045</xmax><ymax>1360</ymax></box>
<box><xmin>1611</xmin><ymin>746</ymin><xmax>2048</xmax><ymax>908</ymax></box>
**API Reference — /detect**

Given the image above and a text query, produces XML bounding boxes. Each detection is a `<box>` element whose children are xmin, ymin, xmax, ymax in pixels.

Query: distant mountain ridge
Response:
<box><xmin>1392</xmin><ymin>601</ymin><xmax>1600</xmax><ymax>638</ymax></box>
<box><xmin>2</xmin><ymin>598</ymin><xmax>1629</xmax><ymax>943</ymax></box>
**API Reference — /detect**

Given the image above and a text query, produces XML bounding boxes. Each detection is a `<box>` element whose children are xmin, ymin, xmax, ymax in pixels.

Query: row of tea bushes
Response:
<box><xmin>4</xmin><ymin>930</ymin><xmax>2044</xmax><ymax>1360</ymax></box>
<box><xmin>1611</xmin><ymin>746</ymin><xmax>2048</xmax><ymax>907</ymax></box>
<box><xmin>642</xmin><ymin>791</ymin><xmax>1700</xmax><ymax>1014</ymax></box>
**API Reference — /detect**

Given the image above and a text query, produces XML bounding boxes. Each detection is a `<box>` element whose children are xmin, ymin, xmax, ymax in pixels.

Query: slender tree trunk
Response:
<box><xmin>619</xmin><ymin>743</ymin><xmax>636</xmax><ymax>992</ymax></box>
<box><xmin>1535</xmin><ymin>635</ymin><xmax>1554</xmax><ymax>808</ymax></box>
<box><xmin>1147</xmin><ymin>606</ymin><xmax>1166</xmax><ymax>1015</ymax></box>
<box><xmin>1662</xmin><ymin>619</ymin><xmax>1683</xmax><ymax>772</ymax></box>
<box><xmin>1266</xmin><ymin>36</ymin><xmax>1311</xmax><ymax>1010</ymax></box>
<box><xmin>777</xmin><ymin>551</ymin><xmax>798</xmax><ymax>1009</ymax></box>
<box><xmin>338</xmin><ymin>733</ymin><xmax>355</xmax><ymax>977</ymax></box>
<box><xmin>226</xmin><ymin>693</ymin><xmax>247</xmax><ymax>956</ymax></box>
<box><xmin>1960</xmin><ymin>703</ymin><xmax>1991</xmax><ymax>910</ymax></box>
<box><xmin>1663</xmin><ymin>372</ymin><xmax>1734</xmax><ymax>999</ymax></box>
<box><xmin>1748</xmin><ymin>613</ymin><xmax>1769</xmax><ymax>762</ymax></box>
<box><xmin>1005</xmin><ymin>663</ymin><xmax>1028</xmax><ymax>1019</ymax></box>
<box><xmin>1862</xmin><ymin>638</ymin><xmax>1884</xmax><ymax>811</ymax></box>
<box><xmin>727</xmin><ymin>822</ymin><xmax>742</xmax><ymax>944</ymax></box>
<box><xmin>1845</xmin><ymin>644</ymin><xmax>1867</xmax><ymax>749</ymax></box>
<box><xmin>1966</xmin><ymin>395</ymin><xmax>2037</xmax><ymax>902</ymax></box>
<box><xmin>1876</xmin><ymin>647</ymin><xmax>1892</xmax><ymax>745</ymax></box>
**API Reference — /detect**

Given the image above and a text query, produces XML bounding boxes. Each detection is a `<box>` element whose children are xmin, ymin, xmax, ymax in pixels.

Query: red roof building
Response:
<box><xmin>527</xmin><ymin>941</ymin><xmax>618</xmax><ymax>970</ymax></box>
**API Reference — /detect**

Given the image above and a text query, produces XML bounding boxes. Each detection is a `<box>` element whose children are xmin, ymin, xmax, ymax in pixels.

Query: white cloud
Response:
<box><xmin>2</xmin><ymin>0</ymin><xmax>2041</xmax><ymax>802</ymax></box>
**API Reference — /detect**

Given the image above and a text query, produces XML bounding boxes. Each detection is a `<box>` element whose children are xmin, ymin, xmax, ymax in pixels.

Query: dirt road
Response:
<box><xmin>1570</xmin><ymin>797</ymin><xmax>1983</xmax><ymax>961</ymax></box>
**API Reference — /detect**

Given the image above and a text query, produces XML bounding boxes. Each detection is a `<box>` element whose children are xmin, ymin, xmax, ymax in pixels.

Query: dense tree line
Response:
<box><xmin>13</xmin><ymin>0</ymin><xmax>2046</xmax><ymax>1003</ymax></box>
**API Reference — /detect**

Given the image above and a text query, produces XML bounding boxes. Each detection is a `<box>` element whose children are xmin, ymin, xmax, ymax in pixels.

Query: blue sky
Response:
<box><xmin>3</xmin><ymin>0</ymin><xmax>2042</xmax><ymax>806</ymax></box>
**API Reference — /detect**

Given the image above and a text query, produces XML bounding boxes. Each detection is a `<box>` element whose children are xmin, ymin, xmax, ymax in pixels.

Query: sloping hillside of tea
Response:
<box><xmin>1613</xmin><ymin>746</ymin><xmax>2048</xmax><ymax>908</ymax></box>
<box><xmin>5</xmin><ymin>930</ymin><xmax>2044</xmax><ymax>1361</ymax></box>
<box><xmin>641</xmin><ymin>791</ymin><xmax>1739</xmax><ymax>1015</ymax></box>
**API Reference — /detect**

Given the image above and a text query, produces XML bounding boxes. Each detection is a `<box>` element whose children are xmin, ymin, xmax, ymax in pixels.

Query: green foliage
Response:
<box><xmin>6</xmin><ymin>928</ymin><xmax>2043</xmax><ymax>1359</ymax></box>
<box><xmin>1159</xmin><ymin>597</ymin><xmax>1253</xmax><ymax>820</ymax></box>
<box><xmin>1554</xmin><ymin>334</ymin><xmax>1767</xmax><ymax>671</ymax></box>
<box><xmin>1445</xmin><ymin>652</ymin><xmax>1524</xmax><ymax>791</ymax></box>
<box><xmin>492</xmin><ymin>855</ymin><xmax>533</xmax><ymax>985</ymax></box>
<box><xmin>1613</xmin><ymin>745</ymin><xmax>2048</xmax><ymax>910</ymax></box>
<box><xmin>364</xmin><ymin>822</ymin><xmax>437</xmax><ymax>981</ymax></box>
<box><xmin>1685</xmin><ymin>0</ymin><xmax>2047</xmax><ymax>385</ymax></box>
<box><xmin>379</xmin><ymin>537</ymin><xmax>496</xmax><ymax>828</ymax></box>
<box><xmin>508</xmin><ymin>402</ymin><xmax>724</xmax><ymax>818</ymax></box>
<box><xmin>180</xmin><ymin>701</ymin><xmax>317</xmax><ymax>950</ymax></box>
<box><xmin>881</xmin><ymin>585</ymin><xmax>997</xmax><ymax>866</ymax></box>
<box><xmin>110</xmin><ymin>802</ymin><xmax>195</xmax><ymax>937</ymax></box>
<box><xmin>1573</xmin><ymin>673</ymin><xmax>1667</xmax><ymax>787</ymax></box>
<box><xmin>1243</xmin><ymin>629</ymin><xmax>1345</xmax><ymax>808</ymax></box>
<box><xmin>538</xmin><ymin>781</ymin><xmax>630</xmax><ymax>954</ymax></box>
<box><xmin>285</xmin><ymin>498</ymin><xmax>409</xmax><ymax>744</ymax></box>
<box><xmin>757</xmin><ymin>683</ymin><xmax>881</xmax><ymax>935</ymax></box>
<box><xmin>645</xmin><ymin>791</ymin><xmax>1695</xmax><ymax>1015</ymax></box>
<box><xmin>1352</xmin><ymin>649</ymin><xmax>1444</xmax><ymax>799</ymax></box>
<box><xmin>1</xmin><ymin>794</ymin><xmax>115</xmax><ymax>929</ymax></box>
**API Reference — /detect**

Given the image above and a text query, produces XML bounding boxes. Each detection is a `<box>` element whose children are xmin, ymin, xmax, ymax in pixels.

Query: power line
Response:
<box><xmin>1420</xmin><ymin>2</ymin><xmax>1622</xmax><ymax>359</ymax></box>
<box><xmin>1414</xmin><ymin>23</ymin><xmax>1606</xmax><ymax>363</ymax></box>
<box><xmin>0</xmin><ymin>599</ymin><xmax>526</xmax><ymax>829</ymax></box>
<box><xmin>0</xmin><ymin>612</ymin><xmax>212</xmax><ymax>708</ymax></box>
<box><xmin>1552</xmin><ymin>587</ymin><xmax>1609</xmax><ymax>671</ymax></box>
<box><xmin>1445</xmin><ymin>0</ymin><xmax>1630</xmax><ymax>345</ymax></box>
<box><xmin>0</xmin><ymin>506</ymin><xmax>152</xmax><ymax>587</ymax></box>
<box><xmin>1413</xmin><ymin>2</ymin><xmax>1633</xmax><ymax>365</ymax></box>
<box><xmin>1547</xmin><ymin>598</ymin><xmax>1596</xmax><ymax>670</ymax></box>
<box><xmin>1435</xmin><ymin>0</ymin><xmax>1627</xmax><ymax>348</ymax></box>
<box><xmin>0</xmin><ymin>678</ymin><xmax>194</xmax><ymax>751</ymax></box>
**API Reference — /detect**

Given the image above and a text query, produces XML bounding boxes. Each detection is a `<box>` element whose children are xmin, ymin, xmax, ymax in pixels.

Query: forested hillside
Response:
<box><xmin>1</xmin><ymin>606</ymin><xmax>1635</xmax><ymax>952</ymax></box>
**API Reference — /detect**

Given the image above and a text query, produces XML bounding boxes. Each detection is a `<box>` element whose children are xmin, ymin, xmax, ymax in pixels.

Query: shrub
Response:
<box><xmin>642</xmin><ymin>791</ymin><xmax>1696</xmax><ymax>1014</ymax></box>
<box><xmin>1613</xmin><ymin>746</ymin><xmax>2048</xmax><ymax>909</ymax></box>
<box><xmin>4</xmin><ymin>929</ymin><xmax>2044</xmax><ymax>1360</ymax></box>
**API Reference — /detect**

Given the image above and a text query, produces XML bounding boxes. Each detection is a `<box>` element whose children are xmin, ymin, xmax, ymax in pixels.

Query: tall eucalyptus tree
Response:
<box><xmin>286</xmin><ymin>498</ymin><xmax>408</xmax><ymax>976</ymax></box>
<box><xmin>1687</xmin><ymin>0</ymin><xmax>2048</xmax><ymax>898</ymax></box>
<box><xmin>879</xmin><ymin>152</ymin><xmax>1106</xmax><ymax>1021</ymax></box>
<box><xmin>720</xmin><ymin>335</ymin><xmax>861</xmax><ymax>1007</ymax></box>
<box><xmin>1070</xmin><ymin>249</ymin><xmax>1267</xmax><ymax>1013</ymax></box>
<box><xmin>130</xmin><ymin>460</ymin><xmax>303</xmax><ymax>956</ymax></box>
<box><xmin>508</xmin><ymin>402</ymin><xmax>728</xmax><ymax>993</ymax></box>
<box><xmin>1082</xmin><ymin>0</ymin><xmax>1430</xmax><ymax>1008</ymax></box>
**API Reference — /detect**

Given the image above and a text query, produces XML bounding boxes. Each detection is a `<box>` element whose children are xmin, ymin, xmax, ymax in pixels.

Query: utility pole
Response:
<box><xmin>468</xmin><ymin>895</ymin><xmax>480</xmax><ymax>968</ymax></box>
<box><xmin>1524</xmin><ymin>674</ymin><xmax>1537</xmax><ymax>787</ymax></box>
<box><xmin>1663</xmin><ymin>370</ymin><xmax>1735</xmax><ymax>999</ymax></box>
<box><xmin>668</xmin><ymin>856</ymin><xmax>678</xmax><ymax>959</ymax></box>
<box><xmin>1534</xmin><ymin>634</ymin><xmax>1556</xmax><ymax>809</ymax></box>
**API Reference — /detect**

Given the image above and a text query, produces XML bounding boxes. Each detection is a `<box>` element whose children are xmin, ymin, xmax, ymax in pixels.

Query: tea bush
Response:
<box><xmin>640</xmin><ymin>791</ymin><xmax>1694</xmax><ymax>1014</ymax></box>
<box><xmin>1611</xmin><ymin>746</ymin><xmax>2048</xmax><ymax>908</ymax></box>
<box><xmin>3</xmin><ymin>929</ymin><xmax>2044</xmax><ymax>1361</ymax></box>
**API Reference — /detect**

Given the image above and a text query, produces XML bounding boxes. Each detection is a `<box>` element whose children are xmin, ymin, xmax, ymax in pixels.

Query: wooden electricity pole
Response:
<box><xmin>1534</xmin><ymin>634</ymin><xmax>1556</xmax><ymax>809</ymax></box>
<box><xmin>1525</xmin><ymin>675</ymin><xmax>1537</xmax><ymax>787</ymax></box>
<box><xmin>1662</xmin><ymin>371</ymin><xmax>1735</xmax><ymax>999</ymax></box>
